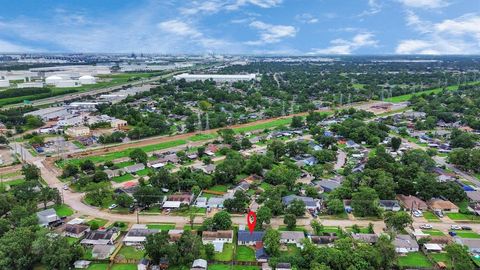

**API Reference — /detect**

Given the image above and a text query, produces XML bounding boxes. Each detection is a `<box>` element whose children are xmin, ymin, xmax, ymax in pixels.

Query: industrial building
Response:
<box><xmin>173</xmin><ymin>73</ymin><xmax>256</xmax><ymax>83</ymax></box>
<box><xmin>0</xmin><ymin>80</ymin><xmax>10</xmax><ymax>88</ymax></box>
<box><xmin>17</xmin><ymin>82</ymin><xmax>45</xmax><ymax>88</ymax></box>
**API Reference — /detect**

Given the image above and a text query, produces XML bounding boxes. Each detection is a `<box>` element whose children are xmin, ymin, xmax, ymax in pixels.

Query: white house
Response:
<box><xmin>280</xmin><ymin>231</ymin><xmax>306</xmax><ymax>248</ymax></box>
<box><xmin>394</xmin><ymin>235</ymin><xmax>419</xmax><ymax>253</ymax></box>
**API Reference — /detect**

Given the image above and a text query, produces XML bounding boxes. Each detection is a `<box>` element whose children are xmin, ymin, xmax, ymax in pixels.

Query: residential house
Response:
<box><xmin>351</xmin><ymin>233</ymin><xmax>378</xmax><ymax>244</ymax></box>
<box><xmin>80</xmin><ymin>228</ymin><xmax>119</xmax><ymax>246</ymax></box>
<box><xmin>280</xmin><ymin>231</ymin><xmax>306</xmax><ymax>248</ymax></box>
<box><xmin>282</xmin><ymin>195</ymin><xmax>319</xmax><ymax>211</ymax></box>
<box><xmin>207</xmin><ymin>197</ymin><xmax>225</xmax><ymax>208</ymax></box>
<box><xmin>123</xmin><ymin>224</ymin><xmax>159</xmax><ymax>246</ymax></box>
<box><xmin>202</xmin><ymin>230</ymin><xmax>234</xmax><ymax>244</ymax></box>
<box><xmin>316</xmin><ymin>180</ymin><xmax>341</xmax><ymax>192</ymax></box>
<box><xmin>427</xmin><ymin>199</ymin><xmax>459</xmax><ymax>213</ymax></box>
<box><xmin>64</xmin><ymin>224</ymin><xmax>90</xmax><ymax>238</ymax></box>
<box><xmin>163</xmin><ymin>194</ymin><xmax>193</xmax><ymax>209</ymax></box>
<box><xmin>124</xmin><ymin>163</ymin><xmax>145</xmax><ymax>174</ymax></box>
<box><xmin>37</xmin><ymin>208</ymin><xmax>61</xmax><ymax>227</ymax></box>
<box><xmin>148</xmin><ymin>160</ymin><xmax>166</xmax><ymax>169</ymax></box>
<box><xmin>394</xmin><ymin>235</ymin><xmax>419</xmax><ymax>253</ymax></box>
<box><xmin>73</xmin><ymin>260</ymin><xmax>91</xmax><ymax>269</ymax></box>
<box><xmin>378</xmin><ymin>200</ymin><xmax>401</xmax><ymax>212</ymax></box>
<box><xmin>192</xmin><ymin>164</ymin><xmax>216</xmax><ymax>174</ymax></box>
<box><xmin>310</xmin><ymin>235</ymin><xmax>338</xmax><ymax>247</ymax></box>
<box><xmin>137</xmin><ymin>258</ymin><xmax>150</xmax><ymax>270</ymax></box>
<box><xmin>276</xmin><ymin>263</ymin><xmax>292</xmax><ymax>270</ymax></box>
<box><xmin>191</xmin><ymin>259</ymin><xmax>207</xmax><ymax>270</ymax></box>
<box><xmin>168</xmin><ymin>229</ymin><xmax>184</xmax><ymax>243</ymax></box>
<box><xmin>454</xmin><ymin>237</ymin><xmax>480</xmax><ymax>254</ymax></box>
<box><xmin>255</xmin><ymin>247</ymin><xmax>269</xmax><ymax>262</ymax></box>
<box><xmin>423</xmin><ymin>243</ymin><xmax>443</xmax><ymax>253</ymax></box>
<box><xmin>105</xmin><ymin>169</ymin><xmax>124</xmax><ymax>179</ymax></box>
<box><xmin>396</xmin><ymin>194</ymin><xmax>428</xmax><ymax>211</ymax></box>
<box><xmin>233</xmin><ymin>181</ymin><xmax>250</xmax><ymax>192</ymax></box>
<box><xmin>238</xmin><ymin>230</ymin><xmax>265</xmax><ymax>246</ymax></box>
<box><xmin>92</xmin><ymin>244</ymin><xmax>115</xmax><ymax>259</ymax></box>
<box><xmin>195</xmin><ymin>197</ymin><xmax>207</xmax><ymax>208</ymax></box>
<box><xmin>466</xmin><ymin>191</ymin><xmax>480</xmax><ymax>203</ymax></box>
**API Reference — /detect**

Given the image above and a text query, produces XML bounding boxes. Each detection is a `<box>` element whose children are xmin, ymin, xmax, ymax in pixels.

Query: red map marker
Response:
<box><xmin>247</xmin><ymin>211</ymin><xmax>257</xmax><ymax>234</ymax></box>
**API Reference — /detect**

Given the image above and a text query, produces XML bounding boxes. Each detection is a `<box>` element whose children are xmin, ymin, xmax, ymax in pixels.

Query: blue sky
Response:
<box><xmin>0</xmin><ymin>0</ymin><xmax>479</xmax><ymax>54</ymax></box>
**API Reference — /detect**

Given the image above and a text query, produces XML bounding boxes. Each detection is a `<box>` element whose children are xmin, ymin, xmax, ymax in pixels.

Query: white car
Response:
<box><xmin>63</xmin><ymin>184</ymin><xmax>69</xmax><ymax>190</ymax></box>
<box><xmin>108</xmin><ymin>204</ymin><xmax>117</xmax><ymax>210</ymax></box>
<box><xmin>413</xmin><ymin>210</ymin><xmax>423</xmax><ymax>217</ymax></box>
<box><xmin>420</xmin><ymin>224</ymin><xmax>432</xmax><ymax>229</ymax></box>
<box><xmin>451</xmin><ymin>225</ymin><xmax>462</xmax><ymax>230</ymax></box>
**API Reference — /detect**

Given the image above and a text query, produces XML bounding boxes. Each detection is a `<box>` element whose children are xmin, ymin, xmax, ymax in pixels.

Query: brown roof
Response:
<box><xmin>417</xmin><ymin>235</ymin><xmax>452</xmax><ymax>245</ymax></box>
<box><xmin>427</xmin><ymin>199</ymin><xmax>459</xmax><ymax>210</ymax></box>
<box><xmin>167</xmin><ymin>194</ymin><xmax>192</xmax><ymax>202</ymax></box>
<box><xmin>202</xmin><ymin>230</ymin><xmax>233</xmax><ymax>240</ymax></box>
<box><xmin>396</xmin><ymin>194</ymin><xmax>428</xmax><ymax>209</ymax></box>
<box><xmin>65</xmin><ymin>224</ymin><xmax>89</xmax><ymax>234</ymax></box>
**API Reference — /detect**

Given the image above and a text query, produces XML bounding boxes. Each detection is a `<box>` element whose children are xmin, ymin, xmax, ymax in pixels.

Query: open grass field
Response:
<box><xmin>54</xmin><ymin>204</ymin><xmax>74</xmax><ymax>217</ymax></box>
<box><xmin>279</xmin><ymin>244</ymin><xmax>301</xmax><ymax>257</ymax></box>
<box><xmin>397</xmin><ymin>252</ymin><xmax>432</xmax><ymax>268</ymax></box>
<box><xmin>146</xmin><ymin>223</ymin><xmax>176</xmax><ymax>231</ymax></box>
<box><xmin>385</xmin><ymin>81</ymin><xmax>480</xmax><ymax>103</ymax></box>
<box><xmin>188</xmin><ymin>133</ymin><xmax>218</xmax><ymax>142</ymax></box>
<box><xmin>214</xmin><ymin>243</ymin><xmax>234</xmax><ymax>261</ymax></box>
<box><xmin>117</xmin><ymin>246</ymin><xmax>144</xmax><ymax>260</ymax></box>
<box><xmin>209</xmin><ymin>185</ymin><xmax>228</xmax><ymax>193</ymax></box>
<box><xmin>233</xmin><ymin>118</ymin><xmax>292</xmax><ymax>133</ymax></box>
<box><xmin>430</xmin><ymin>253</ymin><xmax>451</xmax><ymax>268</ymax></box>
<box><xmin>278</xmin><ymin>225</ymin><xmax>307</xmax><ymax>232</ymax></box>
<box><xmin>3</xmin><ymin>178</ymin><xmax>25</xmax><ymax>186</ymax></box>
<box><xmin>110</xmin><ymin>264</ymin><xmax>137</xmax><ymax>270</ymax></box>
<box><xmin>235</xmin><ymin>246</ymin><xmax>256</xmax><ymax>262</ymax></box>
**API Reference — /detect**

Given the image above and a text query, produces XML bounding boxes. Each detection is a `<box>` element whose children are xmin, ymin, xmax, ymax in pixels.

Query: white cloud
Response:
<box><xmin>246</xmin><ymin>20</ymin><xmax>297</xmax><ymax>45</ymax></box>
<box><xmin>295</xmin><ymin>13</ymin><xmax>319</xmax><ymax>24</ymax></box>
<box><xmin>157</xmin><ymin>20</ymin><xmax>203</xmax><ymax>38</ymax></box>
<box><xmin>397</xmin><ymin>13</ymin><xmax>480</xmax><ymax>54</ymax></box>
<box><xmin>310</xmin><ymin>32</ymin><xmax>378</xmax><ymax>55</ymax></box>
<box><xmin>181</xmin><ymin>0</ymin><xmax>282</xmax><ymax>15</ymax></box>
<box><xmin>358</xmin><ymin>0</ymin><xmax>382</xmax><ymax>17</ymax></box>
<box><xmin>0</xmin><ymin>39</ymin><xmax>38</xmax><ymax>53</ymax></box>
<box><xmin>397</xmin><ymin>0</ymin><xmax>450</xmax><ymax>9</ymax></box>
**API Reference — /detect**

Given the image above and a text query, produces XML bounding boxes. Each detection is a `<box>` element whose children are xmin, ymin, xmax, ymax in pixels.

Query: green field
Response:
<box><xmin>54</xmin><ymin>204</ymin><xmax>74</xmax><ymax>217</ymax></box>
<box><xmin>112</xmin><ymin>173</ymin><xmax>135</xmax><ymax>183</ymax></box>
<box><xmin>87</xmin><ymin>263</ymin><xmax>109</xmax><ymax>270</ymax></box>
<box><xmin>117</xmin><ymin>246</ymin><xmax>144</xmax><ymax>260</ymax></box>
<box><xmin>188</xmin><ymin>133</ymin><xmax>218</xmax><ymax>142</ymax></box>
<box><xmin>398</xmin><ymin>252</ymin><xmax>433</xmax><ymax>268</ymax></box>
<box><xmin>385</xmin><ymin>81</ymin><xmax>480</xmax><ymax>103</ymax></box>
<box><xmin>353</xmin><ymin>83</ymin><xmax>365</xmax><ymax>89</ymax></box>
<box><xmin>430</xmin><ymin>253</ymin><xmax>451</xmax><ymax>268</ymax></box>
<box><xmin>209</xmin><ymin>265</ymin><xmax>260</xmax><ymax>270</ymax></box>
<box><xmin>235</xmin><ymin>246</ymin><xmax>256</xmax><ymax>261</ymax></box>
<box><xmin>110</xmin><ymin>264</ymin><xmax>137</xmax><ymax>270</ymax></box>
<box><xmin>208</xmin><ymin>185</ymin><xmax>228</xmax><ymax>193</ymax></box>
<box><xmin>2</xmin><ymin>178</ymin><xmax>25</xmax><ymax>186</ymax></box>
<box><xmin>72</xmin><ymin>141</ymin><xmax>86</xmax><ymax>149</ymax></box>
<box><xmin>146</xmin><ymin>223</ymin><xmax>176</xmax><ymax>231</ymax></box>
<box><xmin>233</xmin><ymin>118</ymin><xmax>292</xmax><ymax>133</ymax></box>
<box><xmin>214</xmin><ymin>243</ymin><xmax>234</xmax><ymax>261</ymax></box>
<box><xmin>58</xmin><ymin>139</ymin><xmax>187</xmax><ymax>167</ymax></box>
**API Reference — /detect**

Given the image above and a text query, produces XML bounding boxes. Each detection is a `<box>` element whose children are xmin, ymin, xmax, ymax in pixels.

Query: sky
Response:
<box><xmin>0</xmin><ymin>0</ymin><xmax>479</xmax><ymax>55</ymax></box>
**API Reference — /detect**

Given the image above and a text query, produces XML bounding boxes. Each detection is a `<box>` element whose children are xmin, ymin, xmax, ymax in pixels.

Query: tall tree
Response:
<box><xmin>263</xmin><ymin>229</ymin><xmax>281</xmax><ymax>256</ymax></box>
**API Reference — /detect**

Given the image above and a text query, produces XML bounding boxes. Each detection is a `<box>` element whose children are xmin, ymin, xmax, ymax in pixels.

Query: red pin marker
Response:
<box><xmin>247</xmin><ymin>211</ymin><xmax>257</xmax><ymax>234</ymax></box>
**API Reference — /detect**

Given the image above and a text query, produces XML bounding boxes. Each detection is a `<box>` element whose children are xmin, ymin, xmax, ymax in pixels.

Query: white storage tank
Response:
<box><xmin>79</xmin><ymin>75</ymin><xmax>96</xmax><ymax>85</ymax></box>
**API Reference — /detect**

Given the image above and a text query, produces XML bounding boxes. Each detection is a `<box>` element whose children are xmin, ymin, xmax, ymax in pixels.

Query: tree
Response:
<box><xmin>223</xmin><ymin>190</ymin><xmax>249</xmax><ymax>213</ymax></box>
<box><xmin>384</xmin><ymin>211</ymin><xmax>413</xmax><ymax>232</ymax></box>
<box><xmin>0</xmin><ymin>227</ymin><xmax>36</xmax><ymax>270</ymax></box>
<box><xmin>263</xmin><ymin>229</ymin><xmax>281</xmax><ymax>256</ymax></box>
<box><xmin>256</xmin><ymin>206</ymin><xmax>272</xmax><ymax>228</ymax></box>
<box><xmin>205</xmin><ymin>243</ymin><xmax>215</xmax><ymax>260</ymax></box>
<box><xmin>445</xmin><ymin>243</ymin><xmax>475</xmax><ymax>270</ymax></box>
<box><xmin>21</xmin><ymin>164</ymin><xmax>40</xmax><ymax>181</ymax></box>
<box><xmin>284</xmin><ymin>213</ymin><xmax>296</xmax><ymax>230</ymax></box>
<box><xmin>267</xmin><ymin>140</ymin><xmax>286</xmax><ymax>161</ymax></box>
<box><xmin>212</xmin><ymin>211</ymin><xmax>232</xmax><ymax>230</ymax></box>
<box><xmin>241</xmin><ymin>137</ymin><xmax>252</xmax><ymax>149</ymax></box>
<box><xmin>375</xmin><ymin>235</ymin><xmax>397</xmax><ymax>270</ymax></box>
<box><xmin>133</xmin><ymin>186</ymin><xmax>162</xmax><ymax>208</ymax></box>
<box><xmin>0</xmin><ymin>135</ymin><xmax>8</xmax><ymax>145</ymax></box>
<box><xmin>129</xmin><ymin>148</ymin><xmax>148</xmax><ymax>164</ymax></box>
<box><xmin>116</xmin><ymin>193</ymin><xmax>134</xmax><ymax>208</ymax></box>
<box><xmin>32</xmin><ymin>230</ymin><xmax>83</xmax><ymax>270</ymax></box>
<box><xmin>145</xmin><ymin>231</ymin><xmax>171</xmax><ymax>264</ymax></box>
<box><xmin>286</xmin><ymin>199</ymin><xmax>306</xmax><ymax>217</ymax></box>
<box><xmin>92</xmin><ymin>171</ymin><xmax>108</xmax><ymax>182</ymax></box>
<box><xmin>290</xmin><ymin>116</ymin><xmax>304</xmax><ymax>128</ymax></box>
<box><xmin>390</xmin><ymin>137</ymin><xmax>401</xmax><ymax>152</ymax></box>
<box><xmin>61</xmin><ymin>164</ymin><xmax>79</xmax><ymax>178</ymax></box>
<box><xmin>311</xmin><ymin>220</ymin><xmax>323</xmax><ymax>235</ymax></box>
<box><xmin>217</xmin><ymin>129</ymin><xmax>235</xmax><ymax>144</ymax></box>
<box><xmin>38</xmin><ymin>187</ymin><xmax>60</xmax><ymax>209</ymax></box>
<box><xmin>176</xmin><ymin>230</ymin><xmax>202</xmax><ymax>265</ymax></box>
<box><xmin>326</xmin><ymin>198</ymin><xmax>344</xmax><ymax>214</ymax></box>
<box><xmin>351</xmin><ymin>187</ymin><xmax>379</xmax><ymax>217</ymax></box>
<box><xmin>265</xmin><ymin>164</ymin><xmax>299</xmax><ymax>190</ymax></box>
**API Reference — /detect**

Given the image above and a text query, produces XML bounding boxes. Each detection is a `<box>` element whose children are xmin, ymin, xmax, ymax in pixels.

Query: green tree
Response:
<box><xmin>205</xmin><ymin>243</ymin><xmax>215</xmax><ymax>260</ymax></box>
<box><xmin>263</xmin><ymin>229</ymin><xmax>281</xmax><ymax>256</ymax></box>
<box><xmin>284</xmin><ymin>213</ymin><xmax>297</xmax><ymax>230</ymax></box>
<box><xmin>145</xmin><ymin>231</ymin><xmax>171</xmax><ymax>264</ymax></box>
<box><xmin>384</xmin><ymin>211</ymin><xmax>413</xmax><ymax>232</ymax></box>
<box><xmin>445</xmin><ymin>243</ymin><xmax>475</xmax><ymax>270</ymax></box>
<box><xmin>0</xmin><ymin>135</ymin><xmax>8</xmax><ymax>145</ymax></box>
<box><xmin>116</xmin><ymin>193</ymin><xmax>134</xmax><ymax>208</ymax></box>
<box><xmin>351</xmin><ymin>187</ymin><xmax>379</xmax><ymax>217</ymax></box>
<box><xmin>133</xmin><ymin>186</ymin><xmax>162</xmax><ymax>207</ymax></box>
<box><xmin>390</xmin><ymin>137</ymin><xmax>401</xmax><ymax>152</ymax></box>
<box><xmin>212</xmin><ymin>210</ymin><xmax>232</xmax><ymax>230</ymax></box>
<box><xmin>286</xmin><ymin>199</ymin><xmax>306</xmax><ymax>217</ymax></box>
<box><xmin>21</xmin><ymin>164</ymin><xmax>40</xmax><ymax>181</ymax></box>
<box><xmin>290</xmin><ymin>116</ymin><xmax>304</xmax><ymax>128</ymax></box>
<box><xmin>267</xmin><ymin>140</ymin><xmax>286</xmax><ymax>161</ymax></box>
<box><xmin>0</xmin><ymin>227</ymin><xmax>36</xmax><ymax>270</ymax></box>
<box><xmin>311</xmin><ymin>220</ymin><xmax>323</xmax><ymax>235</ymax></box>
<box><xmin>257</xmin><ymin>206</ymin><xmax>272</xmax><ymax>228</ymax></box>
<box><xmin>241</xmin><ymin>137</ymin><xmax>252</xmax><ymax>149</ymax></box>
<box><xmin>129</xmin><ymin>148</ymin><xmax>148</xmax><ymax>164</ymax></box>
<box><xmin>32</xmin><ymin>230</ymin><xmax>83</xmax><ymax>270</ymax></box>
<box><xmin>375</xmin><ymin>235</ymin><xmax>397</xmax><ymax>270</ymax></box>
<box><xmin>326</xmin><ymin>198</ymin><xmax>345</xmax><ymax>214</ymax></box>
<box><xmin>265</xmin><ymin>164</ymin><xmax>299</xmax><ymax>190</ymax></box>
<box><xmin>61</xmin><ymin>164</ymin><xmax>79</xmax><ymax>178</ymax></box>
<box><xmin>80</xmin><ymin>160</ymin><xmax>95</xmax><ymax>172</ymax></box>
<box><xmin>223</xmin><ymin>190</ymin><xmax>249</xmax><ymax>213</ymax></box>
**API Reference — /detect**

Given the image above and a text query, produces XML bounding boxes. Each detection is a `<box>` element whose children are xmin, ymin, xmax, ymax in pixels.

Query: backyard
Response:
<box><xmin>235</xmin><ymin>246</ymin><xmax>256</xmax><ymax>262</ymax></box>
<box><xmin>397</xmin><ymin>252</ymin><xmax>432</xmax><ymax>268</ymax></box>
<box><xmin>214</xmin><ymin>243</ymin><xmax>234</xmax><ymax>261</ymax></box>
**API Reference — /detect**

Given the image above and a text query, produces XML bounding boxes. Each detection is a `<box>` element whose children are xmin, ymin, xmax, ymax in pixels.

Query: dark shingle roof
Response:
<box><xmin>238</xmin><ymin>230</ymin><xmax>264</xmax><ymax>242</ymax></box>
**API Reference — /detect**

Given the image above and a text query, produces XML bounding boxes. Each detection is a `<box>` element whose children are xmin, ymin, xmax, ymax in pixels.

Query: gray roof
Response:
<box><xmin>124</xmin><ymin>163</ymin><xmax>145</xmax><ymax>173</ymax></box>
<box><xmin>466</xmin><ymin>191</ymin><xmax>480</xmax><ymax>202</ymax></box>
<box><xmin>282</xmin><ymin>195</ymin><xmax>316</xmax><ymax>208</ymax></box>
<box><xmin>192</xmin><ymin>259</ymin><xmax>207</xmax><ymax>269</ymax></box>
<box><xmin>394</xmin><ymin>235</ymin><xmax>419</xmax><ymax>249</ymax></box>
<box><xmin>238</xmin><ymin>230</ymin><xmax>265</xmax><ymax>242</ymax></box>
<box><xmin>455</xmin><ymin>237</ymin><xmax>480</xmax><ymax>249</ymax></box>
<box><xmin>280</xmin><ymin>231</ymin><xmax>305</xmax><ymax>241</ymax></box>
<box><xmin>317</xmin><ymin>180</ymin><xmax>341</xmax><ymax>191</ymax></box>
<box><xmin>351</xmin><ymin>233</ymin><xmax>378</xmax><ymax>243</ymax></box>
<box><xmin>37</xmin><ymin>208</ymin><xmax>57</xmax><ymax>217</ymax></box>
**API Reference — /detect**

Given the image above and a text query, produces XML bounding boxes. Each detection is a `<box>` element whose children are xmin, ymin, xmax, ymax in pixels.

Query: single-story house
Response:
<box><xmin>124</xmin><ymin>163</ymin><xmax>145</xmax><ymax>174</ymax></box>
<box><xmin>37</xmin><ymin>208</ymin><xmax>61</xmax><ymax>227</ymax></box>
<box><xmin>427</xmin><ymin>199</ymin><xmax>459</xmax><ymax>213</ymax></box>
<box><xmin>233</xmin><ymin>181</ymin><xmax>250</xmax><ymax>192</ymax></box>
<box><xmin>423</xmin><ymin>243</ymin><xmax>443</xmax><ymax>253</ymax></box>
<box><xmin>238</xmin><ymin>230</ymin><xmax>265</xmax><ymax>246</ymax></box>
<box><xmin>64</xmin><ymin>224</ymin><xmax>90</xmax><ymax>238</ymax></box>
<box><xmin>191</xmin><ymin>259</ymin><xmax>207</xmax><ymax>270</ymax></box>
<box><xmin>310</xmin><ymin>235</ymin><xmax>338</xmax><ymax>246</ymax></box>
<box><xmin>163</xmin><ymin>194</ymin><xmax>193</xmax><ymax>209</ymax></box>
<box><xmin>148</xmin><ymin>160</ymin><xmax>166</xmax><ymax>169</ymax></box>
<box><xmin>105</xmin><ymin>168</ymin><xmax>124</xmax><ymax>179</ymax></box>
<box><xmin>351</xmin><ymin>233</ymin><xmax>378</xmax><ymax>244</ymax></box>
<box><xmin>207</xmin><ymin>197</ymin><xmax>225</xmax><ymax>208</ymax></box>
<box><xmin>202</xmin><ymin>230</ymin><xmax>233</xmax><ymax>244</ymax></box>
<box><xmin>454</xmin><ymin>237</ymin><xmax>480</xmax><ymax>254</ymax></box>
<box><xmin>80</xmin><ymin>229</ymin><xmax>119</xmax><ymax>246</ymax></box>
<box><xmin>92</xmin><ymin>244</ymin><xmax>116</xmax><ymax>259</ymax></box>
<box><xmin>280</xmin><ymin>231</ymin><xmax>306</xmax><ymax>248</ymax></box>
<box><xmin>255</xmin><ymin>247</ymin><xmax>269</xmax><ymax>262</ymax></box>
<box><xmin>396</xmin><ymin>194</ymin><xmax>428</xmax><ymax>211</ymax></box>
<box><xmin>282</xmin><ymin>195</ymin><xmax>319</xmax><ymax>211</ymax></box>
<box><xmin>379</xmin><ymin>200</ymin><xmax>401</xmax><ymax>212</ymax></box>
<box><xmin>123</xmin><ymin>224</ymin><xmax>159</xmax><ymax>246</ymax></box>
<box><xmin>466</xmin><ymin>191</ymin><xmax>480</xmax><ymax>203</ymax></box>
<box><xmin>195</xmin><ymin>197</ymin><xmax>207</xmax><ymax>208</ymax></box>
<box><xmin>192</xmin><ymin>164</ymin><xmax>216</xmax><ymax>174</ymax></box>
<box><xmin>316</xmin><ymin>180</ymin><xmax>341</xmax><ymax>192</ymax></box>
<box><xmin>394</xmin><ymin>235</ymin><xmax>419</xmax><ymax>253</ymax></box>
<box><xmin>73</xmin><ymin>260</ymin><xmax>91</xmax><ymax>269</ymax></box>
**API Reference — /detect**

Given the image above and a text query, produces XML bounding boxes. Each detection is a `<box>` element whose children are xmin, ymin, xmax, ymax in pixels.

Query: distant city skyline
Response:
<box><xmin>1</xmin><ymin>0</ymin><xmax>479</xmax><ymax>55</ymax></box>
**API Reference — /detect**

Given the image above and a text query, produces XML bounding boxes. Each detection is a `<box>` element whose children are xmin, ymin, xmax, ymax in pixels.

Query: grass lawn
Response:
<box><xmin>353</xmin><ymin>83</ymin><xmax>365</xmax><ymax>89</ymax></box>
<box><xmin>233</xmin><ymin>118</ymin><xmax>293</xmax><ymax>133</ymax></box>
<box><xmin>117</xmin><ymin>246</ymin><xmax>144</xmax><ymax>260</ymax></box>
<box><xmin>208</xmin><ymin>185</ymin><xmax>228</xmax><ymax>193</ymax></box>
<box><xmin>146</xmin><ymin>223</ymin><xmax>176</xmax><ymax>231</ymax></box>
<box><xmin>209</xmin><ymin>265</ymin><xmax>260</xmax><ymax>270</ymax></box>
<box><xmin>65</xmin><ymin>236</ymin><xmax>79</xmax><ymax>245</ymax></box>
<box><xmin>450</xmin><ymin>230</ymin><xmax>480</xmax><ymax>238</ymax></box>
<box><xmin>214</xmin><ymin>243</ymin><xmax>234</xmax><ymax>261</ymax></box>
<box><xmin>183</xmin><ymin>224</ymin><xmax>202</xmax><ymax>231</ymax></box>
<box><xmin>280</xmin><ymin>244</ymin><xmax>301</xmax><ymax>257</ymax></box>
<box><xmin>112</xmin><ymin>173</ymin><xmax>135</xmax><ymax>183</ymax></box>
<box><xmin>72</xmin><ymin>141</ymin><xmax>86</xmax><ymax>149</ymax></box>
<box><xmin>422</xmin><ymin>229</ymin><xmax>445</xmax><ymax>236</ymax></box>
<box><xmin>87</xmin><ymin>264</ymin><xmax>108</xmax><ymax>270</ymax></box>
<box><xmin>87</xmin><ymin>218</ymin><xmax>108</xmax><ymax>227</ymax></box>
<box><xmin>345</xmin><ymin>227</ymin><xmax>372</xmax><ymax>233</ymax></box>
<box><xmin>423</xmin><ymin>211</ymin><xmax>441</xmax><ymax>222</ymax></box>
<box><xmin>3</xmin><ymin>178</ymin><xmax>25</xmax><ymax>186</ymax></box>
<box><xmin>317</xmin><ymin>212</ymin><xmax>349</xmax><ymax>220</ymax></box>
<box><xmin>171</xmin><ymin>206</ymin><xmax>206</xmax><ymax>216</ymax></box>
<box><xmin>278</xmin><ymin>225</ymin><xmax>307</xmax><ymax>232</ymax></box>
<box><xmin>83</xmin><ymin>247</ymin><xmax>94</xmax><ymax>260</ymax></box>
<box><xmin>111</xmin><ymin>264</ymin><xmax>137</xmax><ymax>270</ymax></box>
<box><xmin>320</xmin><ymin>226</ymin><xmax>344</xmax><ymax>234</ymax></box>
<box><xmin>446</xmin><ymin>213</ymin><xmax>480</xmax><ymax>222</ymax></box>
<box><xmin>259</xmin><ymin>182</ymin><xmax>272</xmax><ymax>191</ymax></box>
<box><xmin>188</xmin><ymin>133</ymin><xmax>218</xmax><ymax>142</ymax></box>
<box><xmin>54</xmin><ymin>204</ymin><xmax>74</xmax><ymax>217</ymax></box>
<box><xmin>398</xmin><ymin>252</ymin><xmax>433</xmax><ymax>268</ymax></box>
<box><xmin>430</xmin><ymin>253</ymin><xmax>451</xmax><ymax>268</ymax></box>
<box><xmin>116</xmin><ymin>161</ymin><xmax>135</xmax><ymax>168</ymax></box>
<box><xmin>235</xmin><ymin>246</ymin><xmax>256</xmax><ymax>262</ymax></box>
<box><xmin>385</xmin><ymin>82</ymin><xmax>480</xmax><ymax>103</ymax></box>
<box><xmin>136</xmin><ymin>168</ymin><xmax>153</xmax><ymax>176</ymax></box>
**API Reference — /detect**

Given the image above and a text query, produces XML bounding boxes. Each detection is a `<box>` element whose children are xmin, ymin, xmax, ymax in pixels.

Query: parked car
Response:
<box><xmin>449</xmin><ymin>231</ymin><xmax>457</xmax><ymax>237</ymax></box>
<box><xmin>462</xmin><ymin>226</ymin><xmax>472</xmax><ymax>231</ymax></box>
<box><xmin>108</xmin><ymin>204</ymin><xmax>117</xmax><ymax>210</ymax></box>
<box><xmin>63</xmin><ymin>184</ymin><xmax>69</xmax><ymax>190</ymax></box>
<box><xmin>450</xmin><ymin>225</ymin><xmax>462</xmax><ymax>230</ymax></box>
<box><xmin>420</xmin><ymin>224</ymin><xmax>433</xmax><ymax>229</ymax></box>
<box><xmin>413</xmin><ymin>210</ymin><xmax>423</xmax><ymax>217</ymax></box>
<box><xmin>434</xmin><ymin>210</ymin><xmax>444</xmax><ymax>218</ymax></box>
